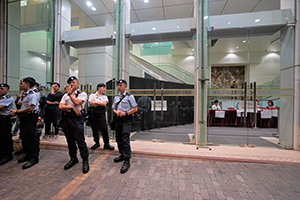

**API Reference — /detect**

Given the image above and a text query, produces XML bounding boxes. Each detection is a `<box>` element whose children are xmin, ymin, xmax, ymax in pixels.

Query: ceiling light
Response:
<box><xmin>144</xmin><ymin>0</ymin><xmax>149</xmax><ymax>3</ymax></box>
<box><xmin>177</xmin><ymin>26</ymin><xmax>179</xmax><ymax>28</ymax></box>
<box><xmin>91</xmin><ymin>6</ymin><xmax>96</xmax><ymax>11</ymax></box>
<box><xmin>86</xmin><ymin>1</ymin><xmax>92</xmax><ymax>7</ymax></box>
<box><xmin>204</xmin><ymin>16</ymin><xmax>208</xmax><ymax>20</ymax></box>
<box><xmin>132</xmin><ymin>30</ymin><xmax>134</xmax><ymax>32</ymax></box>
<box><xmin>152</xmin><ymin>27</ymin><xmax>156</xmax><ymax>30</ymax></box>
<box><xmin>42</xmin><ymin>53</ymin><xmax>45</xmax><ymax>56</ymax></box>
<box><xmin>236</xmin><ymin>46</ymin><xmax>239</xmax><ymax>49</ymax></box>
<box><xmin>242</xmin><ymin>40</ymin><xmax>246</xmax><ymax>43</ymax></box>
<box><xmin>228</xmin><ymin>22</ymin><xmax>230</xmax><ymax>24</ymax></box>
<box><xmin>274</xmin><ymin>50</ymin><xmax>277</xmax><ymax>52</ymax></box>
<box><xmin>255</xmin><ymin>19</ymin><xmax>260</xmax><ymax>23</ymax></box>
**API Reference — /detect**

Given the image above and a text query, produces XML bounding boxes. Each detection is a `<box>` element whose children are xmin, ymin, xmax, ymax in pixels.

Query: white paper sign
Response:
<box><xmin>261</xmin><ymin>110</ymin><xmax>272</xmax><ymax>119</ymax></box>
<box><xmin>238</xmin><ymin>101</ymin><xmax>255</xmax><ymax>111</ymax></box>
<box><xmin>215</xmin><ymin>111</ymin><xmax>225</xmax><ymax>118</ymax></box>
<box><xmin>272</xmin><ymin>109</ymin><xmax>278</xmax><ymax>117</ymax></box>
<box><xmin>151</xmin><ymin>100</ymin><xmax>167</xmax><ymax>111</ymax></box>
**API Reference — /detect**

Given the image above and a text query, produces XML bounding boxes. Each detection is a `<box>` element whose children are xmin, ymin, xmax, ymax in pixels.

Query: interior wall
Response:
<box><xmin>133</xmin><ymin>44</ymin><xmax>280</xmax><ymax>86</ymax></box>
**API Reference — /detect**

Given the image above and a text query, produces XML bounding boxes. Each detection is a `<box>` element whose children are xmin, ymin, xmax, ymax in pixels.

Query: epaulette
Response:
<box><xmin>28</xmin><ymin>90</ymin><xmax>34</xmax><ymax>94</ymax></box>
<box><xmin>5</xmin><ymin>94</ymin><xmax>11</xmax><ymax>98</ymax></box>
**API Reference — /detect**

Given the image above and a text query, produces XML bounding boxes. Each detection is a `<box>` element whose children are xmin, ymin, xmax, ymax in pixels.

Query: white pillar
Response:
<box><xmin>293</xmin><ymin>0</ymin><xmax>300</xmax><ymax>150</ymax></box>
<box><xmin>0</xmin><ymin>0</ymin><xmax>7</xmax><ymax>83</ymax></box>
<box><xmin>54</xmin><ymin>0</ymin><xmax>71</xmax><ymax>85</ymax></box>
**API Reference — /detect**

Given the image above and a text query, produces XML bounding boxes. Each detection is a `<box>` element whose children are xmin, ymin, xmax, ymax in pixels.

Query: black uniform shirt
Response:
<box><xmin>46</xmin><ymin>91</ymin><xmax>64</xmax><ymax>110</ymax></box>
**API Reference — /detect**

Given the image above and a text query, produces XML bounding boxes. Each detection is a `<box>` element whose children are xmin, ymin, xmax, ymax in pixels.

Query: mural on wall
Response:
<box><xmin>211</xmin><ymin>66</ymin><xmax>245</xmax><ymax>88</ymax></box>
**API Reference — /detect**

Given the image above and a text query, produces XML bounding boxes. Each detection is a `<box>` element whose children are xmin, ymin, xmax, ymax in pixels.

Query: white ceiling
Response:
<box><xmin>70</xmin><ymin>0</ymin><xmax>281</xmax><ymax>54</ymax></box>
<box><xmin>70</xmin><ymin>0</ymin><xmax>280</xmax><ymax>26</ymax></box>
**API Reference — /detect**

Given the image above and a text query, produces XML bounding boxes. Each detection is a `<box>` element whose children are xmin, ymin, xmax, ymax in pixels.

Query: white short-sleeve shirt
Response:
<box><xmin>60</xmin><ymin>90</ymin><xmax>87</xmax><ymax>110</ymax></box>
<box><xmin>88</xmin><ymin>92</ymin><xmax>108</xmax><ymax>103</ymax></box>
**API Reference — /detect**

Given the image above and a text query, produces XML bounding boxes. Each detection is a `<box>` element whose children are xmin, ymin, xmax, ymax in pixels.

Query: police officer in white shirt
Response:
<box><xmin>59</xmin><ymin>76</ymin><xmax>89</xmax><ymax>174</ymax></box>
<box><xmin>88</xmin><ymin>83</ymin><xmax>114</xmax><ymax>150</ymax></box>
<box><xmin>10</xmin><ymin>77</ymin><xmax>40</xmax><ymax>169</ymax></box>
<box><xmin>0</xmin><ymin>83</ymin><xmax>14</xmax><ymax>165</ymax></box>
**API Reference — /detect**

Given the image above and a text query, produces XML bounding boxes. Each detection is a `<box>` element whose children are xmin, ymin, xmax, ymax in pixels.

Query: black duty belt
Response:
<box><xmin>0</xmin><ymin>114</ymin><xmax>10</xmax><ymax>119</ymax></box>
<box><xmin>88</xmin><ymin>106</ymin><xmax>105</xmax><ymax>112</ymax></box>
<box><xmin>18</xmin><ymin>111</ymin><xmax>38</xmax><ymax>117</ymax></box>
<box><xmin>116</xmin><ymin>115</ymin><xmax>132</xmax><ymax>121</ymax></box>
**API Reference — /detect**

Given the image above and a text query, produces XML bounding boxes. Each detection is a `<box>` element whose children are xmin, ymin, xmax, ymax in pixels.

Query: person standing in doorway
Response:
<box><xmin>88</xmin><ymin>83</ymin><xmax>114</xmax><ymax>150</ymax></box>
<box><xmin>43</xmin><ymin>82</ymin><xmax>63</xmax><ymax>141</ymax></box>
<box><xmin>112</xmin><ymin>79</ymin><xmax>137</xmax><ymax>174</ymax></box>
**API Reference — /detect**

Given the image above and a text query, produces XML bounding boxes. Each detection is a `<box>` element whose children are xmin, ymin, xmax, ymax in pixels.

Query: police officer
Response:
<box><xmin>59</xmin><ymin>76</ymin><xmax>89</xmax><ymax>174</ymax></box>
<box><xmin>112</xmin><ymin>79</ymin><xmax>137</xmax><ymax>174</ymax></box>
<box><xmin>0</xmin><ymin>83</ymin><xmax>14</xmax><ymax>165</ymax></box>
<box><xmin>43</xmin><ymin>82</ymin><xmax>63</xmax><ymax>141</ymax></box>
<box><xmin>88</xmin><ymin>83</ymin><xmax>115</xmax><ymax>150</ymax></box>
<box><xmin>10</xmin><ymin>77</ymin><xmax>40</xmax><ymax>169</ymax></box>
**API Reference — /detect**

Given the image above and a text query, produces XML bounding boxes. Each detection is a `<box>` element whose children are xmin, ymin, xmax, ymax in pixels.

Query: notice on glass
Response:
<box><xmin>215</xmin><ymin>110</ymin><xmax>225</xmax><ymax>118</ymax></box>
<box><xmin>261</xmin><ymin>110</ymin><xmax>272</xmax><ymax>119</ymax></box>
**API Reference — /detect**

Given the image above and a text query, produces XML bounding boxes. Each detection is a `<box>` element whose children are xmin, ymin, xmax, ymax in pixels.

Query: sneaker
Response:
<box><xmin>41</xmin><ymin>135</ymin><xmax>49</xmax><ymax>141</ymax></box>
<box><xmin>50</xmin><ymin>135</ymin><xmax>59</xmax><ymax>142</ymax></box>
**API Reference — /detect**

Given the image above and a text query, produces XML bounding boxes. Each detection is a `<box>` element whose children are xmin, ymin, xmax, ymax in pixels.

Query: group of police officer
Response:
<box><xmin>0</xmin><ymin>76</ymin><xmax>137</xmax><ymax>174</ymax></box>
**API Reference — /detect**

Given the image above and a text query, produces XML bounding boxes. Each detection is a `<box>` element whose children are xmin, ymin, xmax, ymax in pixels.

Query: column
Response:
<box><xmin>54</xmin><ymin>0</ymin><xmax>71</xmax><ymax>84</ymax></box>
<box><xmin>294</xmin><ymin>0</ymin><xmax>300</xmax><ymax>150</ymax></box>
<box><xmin>195</xmin><ymin>0</ymin><xmax>209</xmax><ymax>147</ymax></box>
<box><xmin>0</xmin><ymin>0</ymin><xmax>7</xmax><ymax>83</ymax></box>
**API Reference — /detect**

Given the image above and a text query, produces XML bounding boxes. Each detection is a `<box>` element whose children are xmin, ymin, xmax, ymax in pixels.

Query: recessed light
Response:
<box><xmin>86</xmin><ymin>1</ymin><xmax>92</xmax><ymax>7</ymax></box>
<box><xmin>255</xmin><ymin>19</ymin><xmax>260</xmax><ymax>23</ymax></box>
<box><xmin>152</xmin><ymin>27</ymin><xmax>156</xmax><ymax>30</ymax></box>
<box><xmin>204</xmin><ymin>16</ymin><xmax>208</xmax><ymax>20</ymax></box>
<box><xmin>236</xmin><ymin>46</ymin><xmax>239</xmax><ymax>49</ymax></box>
<box><xmin>91</xmin><ymin>6</ymin><xmax>96</xmax><ymax>11</ymax></box>
<box><xmin>228</xmin><ymin>22</ymin><xmax>230</xmax><ymax>24</ymax></box>
<box><xmin>42</xmin><ymin>53</ymin><xmax>45</xmax><ymax>56</ymax></box>
<box><xmin>144</xmin><ymin>0</ymin><xmax>149</xmax><ymax>3</ymax></box>
<box><xmin>132</xmin><ymin>30</ymin><xmax>134</xmax><ymax>32</ymax></box>
<box><xmin>274</xmin><ymin>50</ymin><xmax>277</xmax><ymax>52</ymax></box>
<box><xmin>177</xmin><ymin>26</ymin><xmax>179</xmax><ymax>28</ymax></box>
<box><xmin>242</xmin><ymin>40</ymin><xmax>246</xmax><ymax>43</ymax></box>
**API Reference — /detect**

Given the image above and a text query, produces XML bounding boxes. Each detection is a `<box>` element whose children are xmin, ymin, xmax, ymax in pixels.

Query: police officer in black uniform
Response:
<box><xmin>59</xmin><ymin>76</ymin><xmax>89</xmax><ymax>174</ymax></box>
<box><xmin>88</xmin><ymin>83</ymin><xmax>114</xmax><ymax>150</ymax></box>
<box><xmin>0</xmin><ymin>83</ymin><xmax>14</xmax><ymax>165</ymax></box>
<box><xmin>10</xmin><ymin>77</ymin><xmax>40</xmax><ymax>169</ymax></box>
<box><xmin>112</xmin><ymin>79</ymin><xmax>137</xmax><ymax>174</ymax></box>
<box><xmin>43</xmin><ymin>82</ymin><xmax>63</xmax><ymax>141</ymax></box>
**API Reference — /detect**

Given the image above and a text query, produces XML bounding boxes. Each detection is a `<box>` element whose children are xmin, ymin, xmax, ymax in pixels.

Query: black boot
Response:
<box><xmin>82</xmin><ymin>158</ymin><xmax>89</xmax><ymax>174</ymax></box>
<box><xmin>120</xmin><ymin>160</ymin><xmax>130</xmax><ymax>174</ymax></box>
<box><xmin>64</xmin><ymin>157</ymin><xmax>79</xmax><ymax>170</ymax></box>
<box><xmin>91</xmin><ymin>143</ymin><xmax>100</xmax><ymax>150</ymax></box>
<box><xmin>114</xmin><ymin>155</ymin><xmax>124</xmax><ymax>163</ymax></box>
<box><xmin>103</xmin><ymin>144</ymin><xmax>115</xmax><ymax>150</ymax></box>
<box><xmin>0</xmin><ymin>154</ymin><xmax>13</xmax><ymax>165</ymax></box>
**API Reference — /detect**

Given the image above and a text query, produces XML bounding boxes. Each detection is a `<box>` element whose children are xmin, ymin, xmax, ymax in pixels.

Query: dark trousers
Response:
<box><xmin>63</xmin><ymin>115</ymin><xmax>89</xmax><ymax>159</ymax></box>
<box><xmin>89</xmin><ymin>109</ymin><xmax>109</xmax><ymax>145</ymax></box>
<box><xmin>19</xmin><ymin>114</ymin><xmax>39</xmax><ymax>159</ymax></box>
<box><xmin>44</xmin><ymin>108</ymin><xmax>61</xmax><ymax>135</ymax></box>
<box><xmin>115</xmin><ymin>118</ymin><xmax>131</xmax><ymax>160</ymax></box>
<box><xmin>0</xmin><ymin>116</ymin><xmax>13</xmax><ymax>158</ymax></box>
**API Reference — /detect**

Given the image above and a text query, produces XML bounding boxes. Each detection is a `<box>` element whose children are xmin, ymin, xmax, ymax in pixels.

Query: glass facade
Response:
<box><xmin>2</xmin><ymin>0</ymin><xmax>298</xmax><ymax>149</ymax></box>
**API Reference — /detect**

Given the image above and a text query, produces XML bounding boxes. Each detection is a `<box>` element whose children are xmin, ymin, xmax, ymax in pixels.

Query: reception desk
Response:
<box><xmin>207</xmin><ymin>109</ymin><xmax>278</xmax><ymax>128</ymax></box>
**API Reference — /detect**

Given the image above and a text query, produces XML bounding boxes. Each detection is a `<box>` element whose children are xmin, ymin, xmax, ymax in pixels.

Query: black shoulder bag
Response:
<box><xmin>110</xmin><ymin>94</ymin><xmax>127</xmax><ymax>130</ymax></box>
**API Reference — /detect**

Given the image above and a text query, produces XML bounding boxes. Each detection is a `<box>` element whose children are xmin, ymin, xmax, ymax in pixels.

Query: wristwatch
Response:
<box><xmin>68</xmin><ymin>92</ymin><xmax>72</xmax><ymax>96</ymax></box>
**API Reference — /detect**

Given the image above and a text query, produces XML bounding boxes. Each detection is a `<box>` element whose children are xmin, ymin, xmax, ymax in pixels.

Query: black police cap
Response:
<box><xmin>97</xmin><ymin>83</ymin><xmax>106</xmax><ymax>88</ymax></box>
<box><xmin>117</xmin><ymin>79</ymin><xmax>127</xmax><ymax>85</ymax></box>
<box><xmin>51</xmin><ymin>82</ymin><xmax>60</xmax><ymax>88</ymax></box>
<box><xmin>21</xmin><ymin>77</ymin><xmax>35</xmax><ymax>86</ymax></box>
<box><xmin>0</xmin><ymin>83</ymin><xmax>10</xmax><ymax>89</ymax></box>
<box><xmin>67</xmin><ymin>76</ymin><xmax>78</xmax><ymax>84</ymax></box>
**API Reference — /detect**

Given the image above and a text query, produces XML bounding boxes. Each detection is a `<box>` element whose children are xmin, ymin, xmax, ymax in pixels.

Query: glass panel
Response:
<box><xmin>7</xmin><ymin>0</ymin><xmax>54</xmax><ymax>93</ymax></box>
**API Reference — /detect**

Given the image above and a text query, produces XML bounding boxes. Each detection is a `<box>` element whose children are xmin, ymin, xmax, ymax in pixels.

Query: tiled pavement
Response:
<box><xmin>1</xmin><ymin>149</ymin><xmax>300</xmax><ymax>200</ymax></box>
